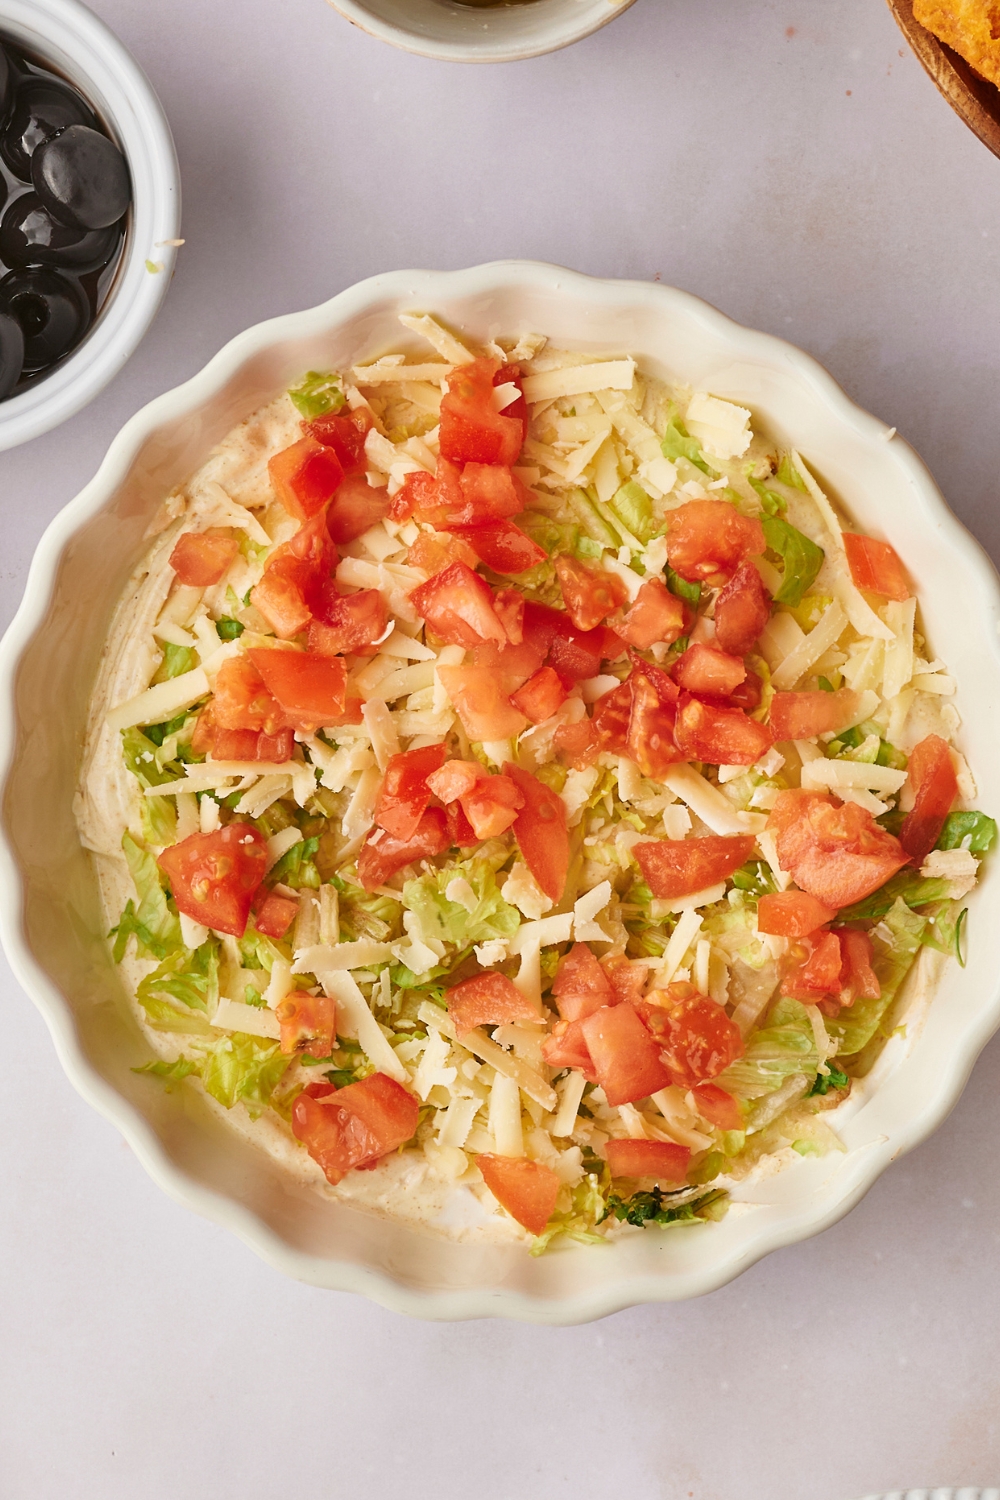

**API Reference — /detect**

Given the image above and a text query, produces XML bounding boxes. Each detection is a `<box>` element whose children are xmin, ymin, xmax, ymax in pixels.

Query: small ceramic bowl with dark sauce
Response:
<box><xmin>327</xmin><ymin>0</ymin><xmax>638</xmax><ymax>64</ymax></box>
<box><xmin>0</xmin><ymin>0</ymin><xmax>179</xmax><ymax>450</ymax></box>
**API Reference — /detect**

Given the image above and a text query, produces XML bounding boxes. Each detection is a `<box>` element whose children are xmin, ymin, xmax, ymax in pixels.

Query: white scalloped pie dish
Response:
<box><xmin>2</xmin><ymin>262</ymin><xmax>999</xmax><ymax>1323</ymax></box>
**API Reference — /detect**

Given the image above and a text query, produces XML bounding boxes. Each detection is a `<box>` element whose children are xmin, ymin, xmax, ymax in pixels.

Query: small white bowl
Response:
<box><xmin>327</xmin><ymin>0</ymin><xmax>638</xmax><ymax>64</ymax></box>
<box><xmin>2</xmin><ymin>262</ymin><xmax>1000</xmax><ymax>1323</ymax></box>
<box><xmin>0</xmin><ymin>0</ymin><xmax>180</xmax><ymax>451</ymax></box>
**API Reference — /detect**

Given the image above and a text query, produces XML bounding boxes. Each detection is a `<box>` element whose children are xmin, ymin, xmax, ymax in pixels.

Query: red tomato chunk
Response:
<box><xmin>768</xmin><ymin>790</ymin><xmax>909</xmax><ymax>909</ymax></box>
<box><xmin>899</xmin><ymin>734</ymin><xmax>958</xmax><ymax>862</ymax></box>
<box><xmin>843</xmin><ymin>532</ymin><xmax>910</xmax><ymax>601</ymax></box>
<box><xmin>269</xmin><ymin>436</ymin><xmax>344</xmax><ymax>521</ymax></box>
<box><xmin>254</xmin><ymin>889</ymin><xmax>299</xmax><ymax>940</ymax></box>
<box><xmin>356</xmin><ymin>809</ymin><xmax>451</xmax><ymax>891</ymax></box>
<box><xmin>505</xmin><ymin>762</ymin><xmax>570</xmax><ymax>904</ymax></box>
<box><xmin>639</xmin><ymin>985</ymin><xmax>744</xmax><ymax>1089</ymax></box>
<box><xmin>510</xmin><ymin>665</ymin><xmax>567</xmax><ymax>724</ymax></box>
<box><xmin>768</xmin><ymin>688</ymin><xmax>860</xmax><ymax>742</ymax></box>
<box><xmin>375</xmin><ymin>744</ymin><xmax>448</xmax><ymax>842</ymax></box>
<box><xmin>673</xmin><ymin>643</ymin><xmax>747</xmax><ymax>697</ymax></box>
<box><xmin>615</xmin><ymin>577</ymin><xmax>687</xmax><ymax>650</ymax></box>
<box><xmin>713</xmin><ymin>560</ymin><xmax>771</xmax><ymax>656</ymax></box>
<box><xmin>437</xmin><ymin>664</ymin><xmax>528</xmax><ymax>741</ymax></box>
<box><xmin>304</xmin><ymin>406</ymin><xmax>372</xmax><ymax>473</ymax></box>
<box><xmin>326</xmin><ymin>473</ymin><xmax>390</xmax><ymax>545</ymax></box>
<box><xmin>446</xmin><ymin>972</ymin><xmax>537</xmax><ymax>1034</ymax></box>
<box><xmin>307</xmin><ymin>586</ymin><xmax>388</xmax><ymax>657</ymax></box>
<box><xmin>666</xmin><ymin>501</ymin><xmax>765</xmax><ymax>583</ymax></box>
<box><xmin>169</xmin><ymin>529</ymin><xmax>239</xmax><ymax>587</ymax></box>
<box><xmin>439</xmin><ymin>358</ymin><xmax>524</xmax><ymax>468</ymax></box>
<box><xmin>673</xmin><ymin>694</ymin><xmax>772</xmax><ymax>765</ymax></box>
<box><xmin>454</xmin><ymin>519</ymin><xmax>546</xmax><ymax>576</ymax></box>
<box><xmin>634</xmin><ymin>835</ymin><xmax>757</xmax><ymax>899</ymax></box>
<box><xmin>782</xmin><ymin>931</ymin><xmax>844</xmax><ymax>998</ymax></box>
<box><xmin>461</xmin><ymin>773</ymin><xmax>524</xmax><ymax>839</ymax></box>
<box><xmin>476</xmin><ymin>1154</ymin><xmax>560</xmax><ymax>1236</ymax></box>
<box><xmin>555</xmin><ymin>555</ymin><xmax>628</xmax><ymax>632</ymax></box>
<box><xmin>690</xmin><ymin>1082</ymin><xmax>743</xmax><ymax>1131</ymax></box>
<box><xmin>579</xmin><ymin>1003</ymin><xmax>672</xmax><ymax>1107</ymax></box>
<box><xmin>756</xmin><ymin>889</ymin><xmax>836</xmax><ymax>937</ymax></box>
<box><xmin>552</xmin><ymin>942</ymin><xmax>615</xmax><ymax>1022</ymax></box>
<box><xmin>292</xmin><ymin>1073</ymin><xmax>419</xmax><ymax>1185</ymax></box>
<box><xmin>158</xmin><ymin>823</ymin><xmax>267</xmax><ymax>937</ymax></box>
<box><xmin>247</xmin><ymin>648</ymin><xmax>348</xmax><ymax>729</ymax></box>
<box><xmin>276</xmin><ymin>989</ymin><xmax>336</xmax><ymax>1056</ymax></box>
<box><xmin>604</xmin><ymin>1138</ymin><xmax>690</xmax><ymax>1183</ymax></box>
<box><xmin>410</xmin><ymin>560</ymin><xmax>508</xmax><ymax>650</ymax></box>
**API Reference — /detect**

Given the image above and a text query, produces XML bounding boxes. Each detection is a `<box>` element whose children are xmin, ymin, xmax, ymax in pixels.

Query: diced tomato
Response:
<box><xmin>541</xmin><ymin>1018</ymin><xmax>597</xmax><ymax>1079</ymax></box>
<box><xmin>638</xmin><ymin>985</ymin><xmax>744</xmax><ymax>1088</ymax></box>
<box><xmin>460</xmin><ymin>773</ymin><xmax>524</xmax><ymax>839</ymax></box>
<box><xmin>493</xmin><ymin>586</ymin><xmax>524</xmax><ymax>644</ymax></box>
<box><xmin>839</xmin><ymin>929</ymin><xmax>881</xmax><ymax>1002</ymax></box>
<box><xmin>292</xmin><ymin>1072</ymin><xmax>419</xmax><ymax>1185</ymax></box>
<box><xmin>425</xmin><ymin>759</ymin><xmax>485</xmax><ymax>804</ymax></box>
<box><xmin>476</xmin><ymin>1154</ymin><xmax>560</xmax><ymax>1236</ymax></box>
<box><xmin>407</xmin><ymin>529</ymin><xmax>479</xmax><ymax>575</ymax></box>
<box><xmin>591</xmin><ymin>678</ymin><xmax>634</xmax><ymax>758</ymax></box>
<box><xmin>210</xmin><ymin>725</ymin><xmax>261</xmax><ymax>761</ymax></box>
<box><xmin>169</xmin><ymin>529</ymin><xmax>239</xmax><ymax>587</ymax></box>
<box><xmin>713</xmin><ymin>560</ymin><xmax>772</xmax><ymax>656</ymax></box>
<box><xmin>615</xmin><ymin>577</ymin><xmax>687</xmax><ymax>650</ymax></box>
<box><xmin>757</xmin><ymin>889</ymin><xmax>837</xmax><ymax>937</ymax></box>
<box><xmin>254</xmin><ymin>889</ymin><xmax>299</xmax><ymax>940</ymax></box>
<box><xmin>158</xmin><ymin>823</ymin><xmax>267</xmax><ymax>937</ymax></box>
<box><xmin>579</xmin><ymin>1003</ymin><xmax>672</xmax><ymax>1107</ymax></box>
<box><xmin>251</xmin><ymin>509</ymin><xmax>337</xmax><ymax>638</ymax></box>
<box><xmin>626</xmin><ymin>670</ymin><xmax>681</xmax><ymax>779</ymax></box>
<box><xmin>257</xmin><ymin>728</ymin><xmax>295</xmax><ymax>762</ymax></box>
<box><xmin>471</xmin><ymin>636</ymin><xmax>545</xmax><ymax>695</ymax></box>
<box><xmin>247</xmin><ymin>648</ymin><xmax>347</xmax><ymax>729</ymax></box>
<box><xmin>439</xmin><ymin>358</ymin><xmax>524</xmax><ymax>468</ymax></box>
<box><xmin>602</xmin><ymin>954</ymin><xmax>649</xmax><ymax>1006</ymax></box>
<box><xmin>602</xmin><ymin>626</ymin><xmax>627</xmax><ymax>662</ymax></box>
<box><xmin>389</xmin><ymin>468</ymin><xmax>441</xmax><ymax>525</ymax></box>
<box><xmin>899</xmin><ymin>734</ymin><xmax>958</xmax><ymax>862</ymax></box>
<box><xmin>307</xmin><ymin>586</ymin><xmax>388</xmax><ymax>658</ymax></box>
<box><xmin>445</xmin><ymin>800</ymin><xmax>480</xmax><ymax>850</ymax></box>
<box><xmin>546</xmin><ymin>618</ymin><xmax>606</xmax><ymax>682</ymax></box>
<box><xmin>356</xmin><ymin>808</ymin><xmax>451</xmax><ymax>891</ymax></box>
<box><xmin>213</xmin><ymin>655</ymin><xmax>288</xmax><ymax>735</ymax></box>
<box><xmin>458</xmin><ymin>463</ymin><xmax>530</xmax><ymax>522</ymax></box>
<box><xmin>769</xmin><ymin>688</ymin><xmax>861</xmax><ymax>742</ymax></box>
<box><xmin>666</xmin><ymin>501</ymin><xmax>765</xmax><ymax>583</ymax></box>
<box><xmin>604</xmin><ymin>1138</ymin><xmax>690</xmax><ymax>1183</ymax></box>
<box><xmin>554</xmin><ymin>555</ymin><xmax>628</xmax><ymax>632</ymax></box>
<box><xmin>454</xmin><ymin>519</ymin><xmax>546</xmax><ymax>576</ymax></box>
<box><xmin>446</xmin><ymin>972</ymin><xmax>537</xmax><ymax>1034</ymax></box>
<box><xmin>276</xmin><ymin>988</ymin><xmax>336</xmax><ymax>1055</ymax></box>
<box><xmin>522</xmin><ymin>601</ymin><xmax>564</xmax><ymax>658</ymax></box>
<box><xmin>327</xmin><ymin>471</ymin><xmax>390</xmax><ymax>544</ymax></box>
<box><xmin>552</xmin><ymin>942</ymin><xmax>614</xmax><ymax>1022</ymax></box>
<box><xmin>437</xmin><ymin>664</ymin><xmax>529</xmax><ymax>740</ymax></box>
<box><xmin>768</xmin><ymin>790</ymin><xmax>909</xmax><ymax>908</ymax></box>
<box><xmin>505</xmin><ymin>762</ymin><xmax>570</xmax><ymax>904</ymax></box>
<box><xmin>674</xmin><ymin>694</ymin><xmax>772</xmax><ymax>765</ymax></box>
<box><xmin>494</xmin><ymin>362</ymin><xmax>527</xmax><ymax>440</ymax></box>
<box><xmin>410</xmin><ymin>560</ymin><xmax>508</xmax><ymax>650</ymax></box>
<box><xmin>673</xmin><ymin>643</ymin><xmax>747</xmax><ymax>697</ymax></box>
<box><xmin>843</xmin><ymin>532</ymin><xmax>910</xmax><ymax>601</ymax></box>
<box><xmin>690</xmin><ymin>1082</ymin><xmax>743</xmax><ymax>1131</ymax></box>
<box><xmin>374</xmin><ymin>743</ymin><xmax>448</xmax><ymax>841</ymax></box>
<box><xmin>553</xmin><ymin>717</ymin><xmax>598</xmax><ymax>769</ymax></box>
<box><xmin>269</xmin><ymin>436</ymin><xmax>344</xmax><ymax>520</ymax></box>
<box><xmin>728</xmin><ymin>669</ymin><xmax>763</xmax><ymax>711</ymax></box>
<box><xmin>510</xmin><ymin>665</ymin><xmax>568</xmax><ymax>724</ymax></box>
<box><xmin>634</xmin><ymin>835</ymin><xmax>757</xmax><ymax>899</ymax></box>
<box><xmin>303</xmin><ymin>406</ymin><xmax>372</xmax><ymax>473</ymax></box>
<box><xmin>783</xmin><ymin>930</ymin><xmax>844</xmax><ymax>999</ymax></box>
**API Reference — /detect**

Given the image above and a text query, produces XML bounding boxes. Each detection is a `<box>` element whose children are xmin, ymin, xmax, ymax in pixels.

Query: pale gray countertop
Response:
<box><xmin>2</xmin><ymin>1</ymin><xmax>1000</xmax><ymax>1496</ymax></box>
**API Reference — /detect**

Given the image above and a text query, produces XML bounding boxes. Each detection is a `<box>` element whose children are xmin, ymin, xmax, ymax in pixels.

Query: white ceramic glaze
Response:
<box><xmin>2</xmin><ymin>262</ymin><xmax>999</xmax><ymax>1323</ymax></box>
<box><xmin>0</xmin><ymin>0</ymin><xmax>180</xmax><ymax>450</ymax></box>
<box><xmin>326</xmin><ymin>0</ymin><xmax>637</xmax><ymax>64</ymax></box>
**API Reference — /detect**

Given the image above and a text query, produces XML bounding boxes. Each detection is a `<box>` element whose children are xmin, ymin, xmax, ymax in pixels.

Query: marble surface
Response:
<box><xmin>2</xmin><ymin>1</ymin><xmax>1000</xmax><ymax>1496</ymax></box>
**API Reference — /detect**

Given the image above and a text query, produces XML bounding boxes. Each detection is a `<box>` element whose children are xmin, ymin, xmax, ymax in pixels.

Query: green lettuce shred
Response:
<box><xmin>136</xmin><ymin>940</ymin><xmax>219</xmax><ymax>1014</ymax></box>
<box><xmin>718</xmin><ymin>998</ymin><xmax>819</xmax><ymax>1100</ymax></box>
<box><xmin>604</xmin><ymin>1186</ymin><xmax>729</xmax><ymax>1228</ymax></box>
<box><xmin>661</xmin><ymin>407</ymin><xmax>711</xmax><ymax>474</ymax></box>
<box><xmin>827</xmin><ymin>898</ymin><xmax>926</xmax><ymax>1056</ymax></box>
<box><xmin>761</xmin><ymin>515</ymin><xmax>824</xmax><ymax>607</ymax></box>
<box><xmin>132</xmin><ymin>1056</ymin><xmax>197</xmax><ymax>1090</ymax></box>
<box><xmin>401</xmin><ymin>856</ymin><xmax>520</xmax><ymax>950</ymax></box>
<box><xmin>111</xmin><ymin>832</ymin><xmax>182</xmax><ymax>961</ymax></box>
<box><xmin>776</xmin><ymin>453</ymin><xmax>807</xmax><ymax>490</ymax></box>
<box><xmin>288</xmin><ymin>370</ymin><xmax>344</xmax><ymax>419</ymax></box>
<box><xmin>198</xmin><ymin>1034</ymin><xmax>292</xmax><ymax>1114</ymax></box>
<box><xmin>937</xmin><ymin>811</ymin><xmax>997</xmax><ymax>854</ymax></box>
<box><xmin>609</xmin><ymin>481</ymin><xmax>657</xmax><ymax>544</ymax></box>
<box><xmin>152</xmin><ymin>641</ymin><xmax>198</xmax><ymax>684</ymax></box>
<box><xmin>140</xmin><ymin>795</ymin><xmax>177</xmax><ymax>849</ymax></box>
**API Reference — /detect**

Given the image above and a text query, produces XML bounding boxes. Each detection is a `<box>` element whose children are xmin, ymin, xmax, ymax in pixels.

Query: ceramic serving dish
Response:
<box><xmin>327</xmin><ymin>0</ymin><xmax>637</xmax><ymax>65</ymax></box>
<box><xmin>0</xmin><ymin>0</ymin><xmax>180</xmax><ymax>450</ymax></box>
<box><xmin>887</xmin><ymin>0</ymin><xmax>1000</xmax><ymax>161</ymax></box>
<box><xmin>2</xmin><ymin>261</ymin><xmax>999</xmax><ymax>1323</ymax></box>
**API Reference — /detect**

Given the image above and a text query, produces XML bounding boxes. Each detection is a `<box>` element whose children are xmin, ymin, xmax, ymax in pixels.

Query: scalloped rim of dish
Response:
<box><xmin>326</xmin><ymin>0</ymin><xmax>638</xmax><ymax>64</ymax></box>
<box><xmin>2</xmin><ymin>261</ymin><xmax>1000</xmax><ymax>1323</ymax></box>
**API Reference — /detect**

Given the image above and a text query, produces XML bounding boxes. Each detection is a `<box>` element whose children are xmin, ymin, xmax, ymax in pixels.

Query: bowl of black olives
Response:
<box><xmin>0</xmin><ymin>0</ymin><xmax>179</xmax><ymax>449</ymax></box>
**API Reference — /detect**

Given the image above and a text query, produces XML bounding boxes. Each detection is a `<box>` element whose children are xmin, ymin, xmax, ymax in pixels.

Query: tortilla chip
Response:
<box><xmin>913</xmin><ymin>0</ymin><xmax>1000</xmax><ymax>87</ymax></box>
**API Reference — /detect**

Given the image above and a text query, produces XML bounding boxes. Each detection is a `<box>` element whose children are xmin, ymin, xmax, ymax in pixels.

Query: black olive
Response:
<box><xmin>0</xmin><ymin>76</ymin><xmax>98</xmax><ymax>181</ymax></box>
<box><xmin>0</xmin><ymin>44</ymin><xmax>12</xmax><ymax>129</ymax></box>
<box><xmin>31</xmin><ymin>124</ymin><xmax>130</xmax><ymax>230</ymax></box>
<box><xmin>0</xmin><ymin>266</ymin><xmax>91</xmax><ymax>371</ymax></box>
<box><xmin>0</xmin><ymin>307</ymin><xmax>24</xmax><ymax>398</ymax></box>
<box><xmin>0</xmin><ymin>191</ymin><xmax>120</xmax><ymax>272</ymax></box>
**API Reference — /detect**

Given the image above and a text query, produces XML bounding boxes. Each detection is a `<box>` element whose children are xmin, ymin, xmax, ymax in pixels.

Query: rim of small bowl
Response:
<box><xmin>326</xmin><ymin>0</ymin><xmax>638</xmax><ymax>64</ymax></box>
<box><xmin>2</xmin><ymin>261</ymin><xmax>1000</xmax><ymax>1323</ymax></box>
<box><xmin>0</xmin><ymin>0</ymin><xmax>181</xmax><ymax>451</ymax></box>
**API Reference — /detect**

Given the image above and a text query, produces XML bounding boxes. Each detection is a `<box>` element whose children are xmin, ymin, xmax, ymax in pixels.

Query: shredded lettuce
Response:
<box><xmin>921</xmin><ymin>900</ymin><xmax>968</xmax><ymax>967</ymax></box>
<box><xmin>112</xmin><ymin>832</ymin><xmax>182</xmax><ymax>961</ymax></box>
<box><xmin>661</xmin><ymin>406</ymin><xmax>711</xmax><ymax>474</ymax></box>
<box><xmin>761</xmin><ymin>516</ymin><xmax>824</xmax><ymax>607</ymax></box>
<box><xmin>152</xmin><ymin>641</ymin><xmax>197</xmax><ymax>684</ymax></box>
<box><xmin>665</xmin><ymin>564</ymin><xmax>701</xmax><ymax>606</ymax></box>
<box><xmin>776</xmin><ymin>453</ymin><xmax>807</xmax><ymax>490</ymax></box>
<box><xmin>215</xmin><ymin>616</ymin><xmax>244</xmax><ymax>641</ymax></box>
<box><xmin>827</xmin><ymin>898</ymin><xmax>926</xmax><ymax>1056</ymax></box>
<box><xmin>731</xmin><ymin>859</ymin><xmax>778</xmax><ymax>898</ymax></box>
<box><xmin>140</xmin><ymin>795</ymin><xmax>177</xmax><ymax>849</ymax></box>
<box><xmin>132</xmin><ymin>1055</ymin><xmax>197</xmax><ymax>1089</ymax></box>
<box><xmin>288</xmin><ymin>370</ymin><xmax>344</xmax><ymax>419</ymax></box>
<box><xmin>748</xmin><ymin>474</ymin><xmax>787</xmax><ymax>517</ymax></box>
<box><xmin>837</xmin><ymin>871</ymin><xmax>950</xmax><ymax>924</ymax></box>
<box><xmin>809</xmin><ymin>1063</ymin><xmax>849</xmax><ymax>1096</ymax></box>
<box><xmin>268</xmin><ymin>836</ymin><xmax>320</xmax><ymax>890</ymax></box>
<box><xmin>609</xmin><ymin>481</ymin><xmax>657</xmax><ymax>544</ymax></box>
<box><xmin>401</xmin><ymin>855</ymin><xmax>520</xmax><ymax>950</ymax></box>
<box><xmin>137</xmin><ymin>940</ymin><xmax>219</xmax><ymax>1013</ymax></box>
<box><xmin>198</xmin><ymin>1034</ymin><xmax>292</xmax><ymax>1113</ymax></box>
<box><xmin>121</xmin><ymin>727</ymin><xmax>178</xmax><ymax>788</ymax></box>
<box><xmin>604</xmin><ymin>1186</ymin><xmax>728</xmax><ymax>1228</ymax></box>
<box><xmin>718</xmin><ymin>998</ymin><xmax>819</xmax><ymax>1100</ymax></box>
<box><xmin>937</xmin><ymin>811</ymin><xmax>997</xmax><ymax>854</ymax></box>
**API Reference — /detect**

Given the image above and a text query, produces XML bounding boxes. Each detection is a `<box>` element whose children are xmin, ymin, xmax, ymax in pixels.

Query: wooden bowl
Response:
<box><xmin>887</xmin><ymin>0</ymin><xmax>1000</xmax><ymax>159</ymax></box>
